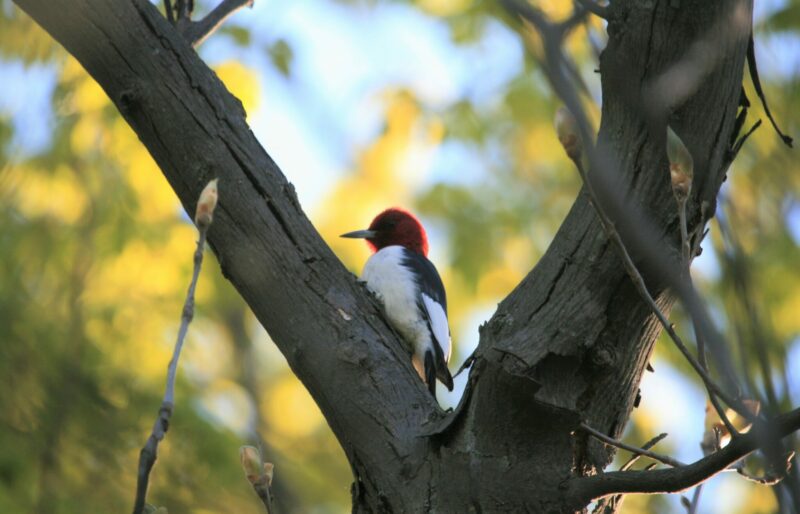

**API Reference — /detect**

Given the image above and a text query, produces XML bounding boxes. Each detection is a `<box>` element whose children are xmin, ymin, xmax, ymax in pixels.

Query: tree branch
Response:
<box><xmin>619</xmin><ymin>433</ymin><xmax>670</xmax><ymax>471</ymax></box>
<box><xmin>506</xmin><ymin>0</ymin><xmax>760</xmax><ymax>425</ymax></box>
<box><xmin>133</xmin><ymin>225</ymin><xmax>208</xmax><ymax>514</ymax></box>
<box><xmin>579</xmin><ymin>423</ymin><xmax>684</xmax><ymax>468</ymax></box>
<box><xmin>566</xmin><ymin>407</ymin><xmax>800</xmax><ymax>505</ymax></box>
<box><xmin>746</xmin><ymin>35</ymin><xmax>792</xmax><ymax>147</ymax></box>
<box><xmin>164</xmin><ymin>0</ymin><xmax>174</xmax><ymax>23</ymax></box>
<box><xmin>575</xmin><ymin>0</ymin><xmax>608</xmax><ymax>19</ymax></box>
<box><xmin>182</xmin><ymin>0</ymin><xmax>254</xmax><ymax>48</ymax></box>
<box><xmin>12</xmin><ymin>0</ymin><xmax>437</xmax><ymax>510</ymax></box>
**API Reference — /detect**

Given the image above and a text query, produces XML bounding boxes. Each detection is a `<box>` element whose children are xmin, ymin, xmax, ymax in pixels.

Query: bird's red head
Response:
<box><xmin>341</xmin><ymin>207</ymin><xmax>429</xmax><ymax>256</ymax></box>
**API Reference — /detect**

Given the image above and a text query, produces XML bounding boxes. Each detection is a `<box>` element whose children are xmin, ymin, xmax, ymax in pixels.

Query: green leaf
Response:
<box><xmin>266</xmin><ymin>39</ymin><xmax>294</xmax><ymax>78</ymax></box>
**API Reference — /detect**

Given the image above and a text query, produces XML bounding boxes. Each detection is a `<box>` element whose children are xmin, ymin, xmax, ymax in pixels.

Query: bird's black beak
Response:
<box><xmin>340</xmin><ymin>229</ymin><xmax>377</xmax><ymax>239</ymax></box>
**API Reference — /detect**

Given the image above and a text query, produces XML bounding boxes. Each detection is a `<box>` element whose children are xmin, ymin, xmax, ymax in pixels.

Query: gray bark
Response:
<box><xmin>14</xmin><ymin>0</ymin><xmax>775</xmax><ymax>512</ymax></box>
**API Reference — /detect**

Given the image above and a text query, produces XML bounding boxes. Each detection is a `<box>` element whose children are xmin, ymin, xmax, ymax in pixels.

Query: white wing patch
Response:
<box><xmin>422</xmin><ymin>293</ymin><xmax>451</xmax><ymax>363</ymax></box>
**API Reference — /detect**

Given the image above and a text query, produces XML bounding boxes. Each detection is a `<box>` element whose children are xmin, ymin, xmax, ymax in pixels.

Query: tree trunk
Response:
<box><xmin>13</xmin><ymin>0</ymin><xmax>755</xmax><ymax>511</ymax></box>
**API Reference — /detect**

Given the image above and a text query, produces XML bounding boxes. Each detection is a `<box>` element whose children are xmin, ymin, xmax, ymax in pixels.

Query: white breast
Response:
<box><xmin>361</xmin><ymin>246</ymin><xmax>433</xmax><ymax>359</ymax></box>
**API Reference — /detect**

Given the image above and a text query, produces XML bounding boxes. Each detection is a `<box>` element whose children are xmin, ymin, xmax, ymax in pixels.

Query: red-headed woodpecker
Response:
<box><xmin>341</xmin><ymin>207</ymin><xmax>454</xmax><ymax>398</ymax></box>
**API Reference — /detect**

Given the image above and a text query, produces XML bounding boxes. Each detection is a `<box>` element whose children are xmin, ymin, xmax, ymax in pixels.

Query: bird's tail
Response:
<box><xmin>425</xmin><ymin>349</ymin><xmax>454</xmax><ymax>399</ymax></box>
<box><xmin>432</xmin><ymin>342</ymin><xmax>454</xmax><ymax>392</ymax></box>
<box><xmin>424</xmin><ymin>350</ymin><xmax>437</xmax><ymax>398</ymax></box>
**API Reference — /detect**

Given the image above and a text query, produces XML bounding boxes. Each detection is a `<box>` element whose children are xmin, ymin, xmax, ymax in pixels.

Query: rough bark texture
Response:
<box><xmin>14</xmin><ymin>0</ymin><xmax>757</xmax><ymax>512</ymax></box>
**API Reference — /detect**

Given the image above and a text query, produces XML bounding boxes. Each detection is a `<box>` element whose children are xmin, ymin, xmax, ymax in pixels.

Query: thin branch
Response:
<box><xmin>164</xmin><ymin>0</ymin><xmax>174</xmax><ymax>23</ymax></box>
<box><xmin>717</xmin><ymin>204</ymin><xmax>781</xmax><ymax>410</ymax></box>
<box><xmin>182</xmin><ymin>0</ymin><xmax>254</xmax><ymax>47</ymax></box>
<box><xmin>580</xmin><ymin>423</ymin><xmax>684</xmax><ymax>468</ymax></box>
<box><xmin>575</xmin><ymin>0</ymin><xmax>608</xmax><ymax>19</ymax></box>
<box><xmin>252</xmin><ymin>477</ymin><xmax>274</xmax><ymax>513</ymax></box>
<box><xmin>684</xmin><ymin>267</ymin><xmax>739</xmax><ymax>438</ymax></box>
<box><xmin>684</xmin><ymin>210</ymin><xmax>738</xmax><ymax>441</ymax></box>
<box><xmin>619</xmin><ymin>433</ymin><xmax>669</xmax><ymax>472</ymax></box>
<box><xmin>567</xmin><ymin>407</ymin><xmax>800</xmax><ymax>505</ymax></box>
<box><xmin>731</xmin><ymin>119</ymin><xmax>762</xmax><ymax>157</ymax></box>
<box><xmin>735</xmin><ymin>458</ymin><xmax>793</xmax><ymax>486</ymax></box>
<box><xmin>175</xmin><ymin>0</ymin><xmax>190</xmax><ymax>21</ymax></box>
<box><xmin>502</xmin><ymin>0</ymin><xmax>547</xmax><ymax>31</ymax></box>
<box><xmin>746</xmin><ymin>36</ymin><xmax>793</xmax><ymax>147</ymax></box>
<box><xmin>686</xmin><ymin>484</ymin><xmax>703</xmax><ymax>514</ymax></box>
<box><xmin>132</xmin><ymin>227</ymin><xmax>208</xmax><ymax>514</ymax></box>
<box><xmin>595</xmin><ymin>433</ymin><xmax>670</xmax><ymax>514</ymax></box>
<box><xmin>678</xmin><ymin>197</ymin><xmax>691</xmax><ymax>267</ymax></box>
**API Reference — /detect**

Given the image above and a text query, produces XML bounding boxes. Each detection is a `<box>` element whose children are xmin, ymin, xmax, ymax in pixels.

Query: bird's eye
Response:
<box><xmin>379</xmin><ymin>218</ymin><xmax>397</xmax><ymax>230</ymax></box>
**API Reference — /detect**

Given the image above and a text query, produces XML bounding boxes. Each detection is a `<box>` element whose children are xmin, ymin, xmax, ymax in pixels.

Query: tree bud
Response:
<box><xmin>195</xmin><ymin>178</ymin><xmax>219</xmax><ymax>228</ymax></box>
<box><xmin>263</xmin><ymin>462</ymin><xmax>274</xmax><ymax>487</ymax></box>
<box><xmin>240</xmin><ymin>445</ymin><xmax>263</xmax><ymax>485</ymax></box>
<box><xmin>666</xmin><ymin>126</ymin><xmax>693</xmax><ymax>201</ymax></box>
<box><xmin>701</xmin><ymin>399</ymin><xmax>761</xmax><ymax>454</ymax></box>
<box><xmin>555</xmin><ymin>106</ymin><xmax>582</xmax><ymax>161</ymax></box>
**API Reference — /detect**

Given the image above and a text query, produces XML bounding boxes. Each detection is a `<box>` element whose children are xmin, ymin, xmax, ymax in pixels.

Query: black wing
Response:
<box><xmin>401</xmin><ymin>250</ymin><xmax>454</xmax><ymax>393</ymax></box>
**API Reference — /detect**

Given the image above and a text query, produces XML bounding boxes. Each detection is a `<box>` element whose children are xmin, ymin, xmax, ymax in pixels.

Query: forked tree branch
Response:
<box><xmin>579</xmin><ymin>423</ymin><xmax>684</xmax><ymax>468</ymax></box>
<box><xmin>505</xmin><ymin>1</ymin><xmax>800</xmax><ymax>507</ymax></box>
<box><xmin>566</xmin><ymin>407</ymin><xmax>800</xmax><ymax>505</ymax></box>
<box><xmin>182</xmin><ymin>0</ymin><xmax>254</xmax><ymax>47</ymax></box>
<box><xmin>503</xmin><ymin>0</ymin><xmax>758</xmax><ymax>424</ymax></box>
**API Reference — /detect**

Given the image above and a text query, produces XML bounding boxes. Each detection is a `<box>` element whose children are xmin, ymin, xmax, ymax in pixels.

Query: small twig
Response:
<box><xmin>164</xmin><ymin>0</ymin><xmax>174</xmax><ymax>23</ymax></box>
<box><xmin>175</xmin><ymin>0</ymin><xmax>190</xmax><ymax>21</ymax></box>
<box><xmin>503</xmin><ymin>0</ymin><xmax>585</xmax><ymax>37</ymax></box>
<box><xmin>182</xmin><ymin>0</ymin><xmax>254</xmax><ymax>47</ymax></box>
<box><xmin>575</xmin><ymin>0</ymin><xmax>609</xmax><ymax>19</ymax></box>
<box><xmin>731</xmin><ymin>119</ymin><xmax>762</xmax><ymax>157</ymax></box>
<box><xmin>132</xmin><ymin>228</ymin><xmax>208</xmax><ymax>514</ymax></box>
<box><xmin>746</xmin><ymin>36</ymin><xmax>793</xmax><ymax>147</ymax></box>
<box><xmin>681</xmin><ymin>202</ymin><xmax>738</xmax><ymax>439</ymax></box>
<box><xmin>685</xmin><ymin>483</ymin><xmax>703</xmax><ymax>514</ymax></box>
<box><xmin>732</xmin><ymin>449</ymin><xmax>794</xmax><ymax>486</ymax></box>
<box><xmin>678</xmin><ymin>197</ymin><xmax>690</xmax><ymax>266</ymax></box>
<box><xmin>132</xmin><ymin>180</ymin><xmax>217</xmax><ymax>514</ymax></box>
<box><xmin>717</xmin><ymin>206</ymin><xmax>780</xmax><ymax>409</ymax></box>
<box><xmin>579</xmin><ymin>422</ymin><xmax>685</xmax><ymax>468</ymax></box>
<box><xmin>619</xmin><ymin>432</ymin><xmax>669</xmax><ymax>471</ymax></box>
<box><xmin>568</xmin><ymin>408</ymin><xmax>800</xmax><ymax>504</ymax></box>
<box><xmin>597</xmin><ymin>433</ymin><xmax>670</xmax><ymax>514</ymax></box>
<box><xmin>736</xmin><ymin>467</ymin><xmax>786</xmax><ymax>486</ymax></box>
<box><xmin>252</xmin><ymin>478</ymin><xmax>274</xmax><ymax>513</ymax></box>
<box><xmin>708</xmin><ymin>379</ymin><xmax>740</xmax><ymax>438</ymax></box>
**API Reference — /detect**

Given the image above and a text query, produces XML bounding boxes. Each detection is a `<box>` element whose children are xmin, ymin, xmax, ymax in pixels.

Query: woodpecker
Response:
<box><xmin>341</xmin><ymin>207</ymin><xmax>454</xmax><ymax>398</ymax></box>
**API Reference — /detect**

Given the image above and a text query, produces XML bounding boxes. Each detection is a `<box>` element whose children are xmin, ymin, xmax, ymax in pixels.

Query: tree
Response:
<box><xmin>8</xmin><ymin>0</ymin><xmax>800</xmax><ymax>512</ymax></box>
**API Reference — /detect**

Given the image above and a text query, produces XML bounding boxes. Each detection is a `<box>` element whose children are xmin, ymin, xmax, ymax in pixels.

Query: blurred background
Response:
<box><xmin>0</xmin><ymin>0</ymin><xmax>798</xmax><ymax>512</ymax></box>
